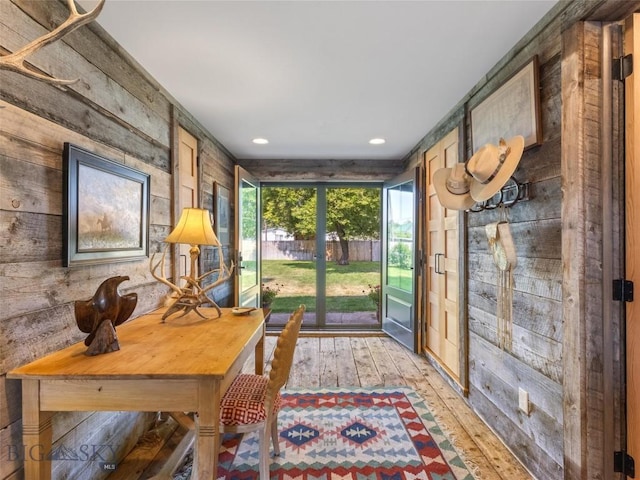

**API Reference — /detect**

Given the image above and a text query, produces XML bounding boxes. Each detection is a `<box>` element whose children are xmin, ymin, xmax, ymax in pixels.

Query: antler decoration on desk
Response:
<box><xmin>0</xmin><ymin>0</ymin><xmax>105</xmax><ymax>85</ymax></box>
<box><xmin>150</xmin><ymin>246</ymin><xmax>235</xmax><ymax>321</ymax></box>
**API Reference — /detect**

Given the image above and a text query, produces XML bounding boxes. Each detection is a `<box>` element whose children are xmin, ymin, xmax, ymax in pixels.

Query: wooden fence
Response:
<box><xmin>262</xmin><ymin>240</ymin><xmax>381</xmax><ymax>261</ymax></box>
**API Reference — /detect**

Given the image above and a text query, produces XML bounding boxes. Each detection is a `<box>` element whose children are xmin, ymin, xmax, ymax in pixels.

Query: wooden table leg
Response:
<box><xmin>255</xmin><ymin>323</ymin><xmax>265</xmax><ymax>375</ymax></box>
<box><xmin>192</xmin><ymin>379</ymin><xmax>219</xmax><ymax>480</ymax></box>
<box><xmin>21</xmin><ymin>379</ymin><xmax>53</xmax><ymax>480</ymax></box>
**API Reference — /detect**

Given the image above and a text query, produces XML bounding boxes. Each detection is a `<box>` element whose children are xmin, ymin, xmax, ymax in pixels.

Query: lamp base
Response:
<box><xmin>161</xmin><ymin>290</ymin><xmax>222</xmax><ymax>322</ymax></box>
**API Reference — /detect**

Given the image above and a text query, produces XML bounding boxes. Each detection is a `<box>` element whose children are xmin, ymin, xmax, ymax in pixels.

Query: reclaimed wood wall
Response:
<box><xmin>0</xmin><ymin>1</ymin><xmax>235</xmax><ymax>479</ymax></box>
<box><xmin>238</xmin><ymin>157</ymin><xmax>404</xmax><ymax>181</ymax></box>
<box><xmin>404</xmin><ymin>1</ymin><xmax>638</xmax><ymax>479</ymax></box>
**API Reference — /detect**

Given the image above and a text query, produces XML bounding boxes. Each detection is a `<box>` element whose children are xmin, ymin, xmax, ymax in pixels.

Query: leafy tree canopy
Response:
<box><xmin>262</xmin><ymin>187</ymin><xmax>380</xmax><ymax>264</ymax></box>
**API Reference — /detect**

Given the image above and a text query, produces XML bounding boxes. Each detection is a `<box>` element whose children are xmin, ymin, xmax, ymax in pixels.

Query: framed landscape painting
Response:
<box><xmin>63</xmin><ymin>143</ymin><xmax>150</xmax><ymax>267</ymax></box>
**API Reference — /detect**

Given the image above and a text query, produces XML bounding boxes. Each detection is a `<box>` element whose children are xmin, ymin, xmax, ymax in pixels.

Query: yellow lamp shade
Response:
<box><xmin>165</xmin><ymin>208</ymin><xmax>220</xmax><ymax>246</ymax></box>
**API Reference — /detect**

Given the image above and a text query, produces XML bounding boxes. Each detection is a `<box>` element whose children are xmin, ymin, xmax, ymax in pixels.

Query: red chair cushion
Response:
<box><xmin>220</xmin><ymin>373</ymin><xmax>281</xmax><ymax>426</ymax></box>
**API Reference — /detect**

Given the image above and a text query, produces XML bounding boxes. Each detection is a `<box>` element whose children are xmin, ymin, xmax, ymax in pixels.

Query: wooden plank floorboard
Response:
<box><xmin>334</xmin><ymin>336</ymin><xmax>359</xmax><ymax>387</ymax></box>
<box><xmin>127</xmin><ymin>334</ymin><xmax>532</xmax><ymax>480</ymax></box>
<box><xmin>365</xmin><ymin>337</ymin><xmax>405</xmax><ymax>386</ymax></box>
<box><xmin>319</xmin><ymin>337</ymin><xmax>338</xmax><ymax>387</ymax></box>
<box><xmin>349</xmin><ymin>337</ymin><xmax>383</xmax><ymax>387</ymax></box>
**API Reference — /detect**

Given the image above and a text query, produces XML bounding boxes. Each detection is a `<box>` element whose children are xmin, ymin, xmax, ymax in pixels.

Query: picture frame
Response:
<box><xmin>63</xmin><ymin>143</ymin><xmax>150</xmax><ymax>267</ymax></box>
<box><xmin>471</xmin><ymin>56</ymin><xmax>542</xmax><ymax>152</ymax></box>
<box><xmin>213</xmin><ymin>182</ymin><xmax>230</xmax><ymax>246</ymax></box>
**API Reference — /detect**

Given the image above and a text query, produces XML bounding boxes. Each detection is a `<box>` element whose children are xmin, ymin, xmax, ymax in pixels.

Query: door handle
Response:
<box><xmin>236</xmin><ymin>251</ymin><xmax>244</xmax><ymax>275</ymax></box>
<box><xmin>435</xmin><ymin>253</ymin><xmax>445</xmax><ymax>275</ymax></box>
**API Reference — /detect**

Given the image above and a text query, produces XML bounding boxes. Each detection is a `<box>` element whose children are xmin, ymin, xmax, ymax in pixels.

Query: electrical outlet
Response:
<box><xmin>518</xmin><ymin>388</ymin><xmax>531</xmax><ymax>415</ymax></box>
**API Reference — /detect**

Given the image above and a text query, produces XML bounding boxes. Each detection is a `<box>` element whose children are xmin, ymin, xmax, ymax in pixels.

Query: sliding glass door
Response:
<box><xmin>261</xmin><ymin>183</ymin><xmax>381</xmax><ymax>329</ymax></box>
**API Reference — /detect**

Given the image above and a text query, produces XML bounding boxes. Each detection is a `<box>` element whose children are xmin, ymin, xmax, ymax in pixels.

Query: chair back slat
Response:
<box><xmin>265</xmin><ymin>305</ymin><xmax>305</xmax><ymax>411</ymax></box>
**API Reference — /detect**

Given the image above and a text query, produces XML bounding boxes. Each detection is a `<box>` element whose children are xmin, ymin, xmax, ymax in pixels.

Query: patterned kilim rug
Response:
<box><xmin>174</xmin><ymin>386</ymin><xmax>477</xmax><ymax>480</ymax></box>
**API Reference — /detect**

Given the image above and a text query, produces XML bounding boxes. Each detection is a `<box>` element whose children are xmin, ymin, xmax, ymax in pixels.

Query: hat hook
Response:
<box><xmin>465</xmin><ymin>175</ymin><xmax>531</xmax><ymax>213</ymax></box>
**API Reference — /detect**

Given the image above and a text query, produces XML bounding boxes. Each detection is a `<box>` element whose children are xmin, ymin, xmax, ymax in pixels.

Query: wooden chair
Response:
<box><xmin>219</xmin><ymin>305</ymin><xmax>305</xmax><ymax>480</ymax></box>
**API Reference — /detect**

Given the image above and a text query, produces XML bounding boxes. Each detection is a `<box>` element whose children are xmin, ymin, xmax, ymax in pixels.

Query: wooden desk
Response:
<box><xmin>7</xmin><ymin>307</ymin><xmax>265</xmax><ymax>480</ymax></box>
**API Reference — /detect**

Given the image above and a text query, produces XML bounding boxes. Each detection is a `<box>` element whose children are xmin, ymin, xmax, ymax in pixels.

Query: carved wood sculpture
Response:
<box><xmin>0</xmin><ymin>0</ymin><xmax>105</xmax><ymax>85</ymax></box>
<box><xmin>75</xmin><ymin>276</ymin><xmax>138</xmax><ymax>356</ymax></box>
<box><xmin>150</xmin><ymin>246</ymin><xmax>234</xmax><ymax>322</ymax></box>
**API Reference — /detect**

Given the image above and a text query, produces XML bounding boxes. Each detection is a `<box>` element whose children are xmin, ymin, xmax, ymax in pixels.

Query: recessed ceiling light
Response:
<box><xmin>369</xmin><ymin>138</ymin><xmax>386</xmax><ymax>145</ymax></box>
<box><xmin>252</xmin><ymin>138</ymin><xmax>269</xmax><ymax>145</ymax></box>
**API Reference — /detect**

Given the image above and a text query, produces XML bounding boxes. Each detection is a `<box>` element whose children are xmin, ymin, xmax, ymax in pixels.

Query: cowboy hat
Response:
<box><xmin>433</xmin><ymin>163</ymin><xmax>476</xmax><ymax>210</ymax></box>
<box><xmin>466</xmin><ymin>136</ymin><xmax>525</xmax><ymax>202</ymax></box>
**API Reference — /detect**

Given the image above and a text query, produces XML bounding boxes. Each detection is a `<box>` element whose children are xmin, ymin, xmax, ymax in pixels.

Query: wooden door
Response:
<box><xmin>625</xmin><ymin>13</ymin><xmax>640</xmax><ymax>474</ymax></box>
<box><xmin>177</xmin><ymin>127</ymin><xmax>198</xmax><ymax>280</ymax></box>
<box><xmin>425</xmin><ymin>128</ymin><xmax>461</xmax><ymax>379</ymax></box>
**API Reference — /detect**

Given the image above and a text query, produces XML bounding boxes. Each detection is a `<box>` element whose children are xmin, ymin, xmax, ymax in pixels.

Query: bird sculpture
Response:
<box><xmin>74</xmin><ymin>276</ymin><xmax>138</xmax><ymax>356</ymax></box>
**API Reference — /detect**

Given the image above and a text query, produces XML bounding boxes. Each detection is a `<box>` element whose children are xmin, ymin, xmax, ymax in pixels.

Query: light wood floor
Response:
<box><xmin>117</xmin><ymin>334</ymin><xmax>532</xmax><ymax>479</ymax></box>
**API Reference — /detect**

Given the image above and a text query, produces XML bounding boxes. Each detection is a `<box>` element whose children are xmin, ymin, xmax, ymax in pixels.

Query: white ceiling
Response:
<box><xmin>81</xmin><ymin>0</ymin><xmax>557</xmax><ymax>160</ymax></box>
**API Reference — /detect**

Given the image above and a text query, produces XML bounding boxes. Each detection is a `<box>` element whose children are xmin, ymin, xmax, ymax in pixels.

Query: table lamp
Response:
<box><xmin>150</xmin><ymin>207</ymin><xmax>234</xmax><ymax>321</ymax></box>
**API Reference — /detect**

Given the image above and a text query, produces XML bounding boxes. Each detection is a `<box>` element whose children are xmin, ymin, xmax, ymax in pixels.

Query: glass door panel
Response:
<box><xmin>261</xmin><ymin>186</ymin><xmax>318</xmax><ymax>327</ymax></box>
<box><xmin>325</xmin><ymin>186</ymin><xmax>381</xmax><ymax>327</ymax></box>
<box><xmin>382</xmin><ymin>169</ymin><xmax>418</xmax><ymax>351</ymax></box>
<box><xmin>235</xmin><ymin>166</ymin><xmax>260</xmax><ymax>307</ymax></box>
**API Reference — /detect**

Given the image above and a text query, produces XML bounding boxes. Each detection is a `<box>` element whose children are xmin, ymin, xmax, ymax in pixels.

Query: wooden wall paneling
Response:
<box><xmin>0</xmin><ymin>211</ymin><xmax>62</xmax><ymax>263</ymax></box>
<box><xmin>238</xmin><ymin>158</ymin><xmax>404</xmax><ymax>182</ymax></box>
<box><xmin>560</xmin><ymin>20</ymin><xmax>588</xmax><ymax>480</ymax></box>
<box><xmin>469</xmin><ymin>279</ymin><xmax>561</xmax><ymax>340</ymax></box>
<box><xmin>49</xmin><ymin>411</ymin><xmax>153</xmax><ymax>480</ymax></box>
<box><xmin>0</xmin><ymin>417</ymin><xmax>22</xmax><ymax>478</ymax></box>
<box><xmin>0</xmin><ymin>376</ymin><xmax>21</xmax><ymax>428</ymax></box>
<box><xmin>468</xmin><ymin>335</ymin><xmax>564</xmax><ymax>480</ymax></box>
<box><xmin>538</xmin><ymin>53</ymin><xmax>562</xmax><ymax>144</ymax></box>
<box><xmin>0</xmin><ymin>99</ymin><xmax>124</xmax><ymax>167</ymax></box>
<box><xmin>468</xmin><ymin>219</ymin><xmax>562</xmax><ymax>259</ymax></box>
<box><xmin>0</xmin><ymin>259</ymin><xmax>165</xmax><ymax>320</ymax></box>
<box><xmin>583</xmin><ymin>21</ymin><xmax>610</xmax><ymax>478</ymax></box>
<box><xmin>468</xmin><ymin>354</ymin><xmax>563</xmax><ymax>466</ymax></box>
<box><xmin>200</xmin><ymin>138</ymin><xmax>235</xmax><ymax>188</ymax></box>
<box><xmin>0</xmin><ymin>69</ymin><xmax>170</xmax><ymax>171</ymax></box>
<box><xmin>0</xmin><ymin>304</ymin><xmax>84</xmax><ymax>373</ymax></box>
<box><xmin>468</xmin><ymin>253</ymin><xmax>562</xmax><ymax>301</ymax></box>
<box><xmin>0</xmin><ymin>153</ymin><xmax>62</xmax><ymax>215</ymax></box>
<box><xmin>561</xmin><ymin>20</ymin><xmax>611</xmax><ymax>479</ymax></box>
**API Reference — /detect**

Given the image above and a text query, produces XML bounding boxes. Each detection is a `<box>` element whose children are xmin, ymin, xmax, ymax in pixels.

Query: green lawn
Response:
<box><xmin>262</xmin><ymin>260</ymin><xmax>381</xmax><ymax>313</ymax></box>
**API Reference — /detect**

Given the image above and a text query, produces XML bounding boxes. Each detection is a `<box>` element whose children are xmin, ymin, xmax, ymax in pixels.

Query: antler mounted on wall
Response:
<box><xmin>0</xmin><ymin>0</ymin><xmax>105</xmax><ymax>85</ymax></box>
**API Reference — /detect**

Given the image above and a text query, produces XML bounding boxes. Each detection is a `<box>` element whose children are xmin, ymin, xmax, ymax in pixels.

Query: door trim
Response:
<box><xmin>625</xmin><ymin>13</ymin><xmax>640</xmax><ymax>475</ymax></box>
